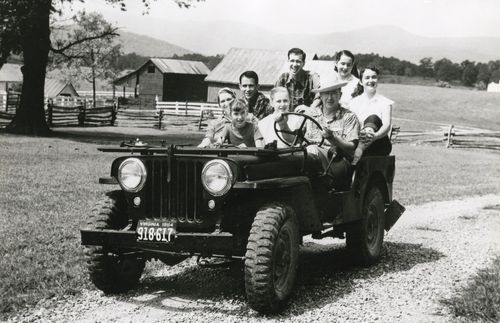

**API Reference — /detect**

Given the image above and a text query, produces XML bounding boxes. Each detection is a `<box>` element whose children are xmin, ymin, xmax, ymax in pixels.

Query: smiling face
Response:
<box><xmin>271</xmin><ymin>90</ymin><xmax>290</xmax><ymax>113</ymax></box>
<box><xmin>336</xmin><ymin>54</ymin><xmax>354</xmax><ymax>79</ymax></box>
<box><xmin>231</xmin><ymin>109</ymin><xmax>248</xmax><ymax>128</ymax></box>
<box><xmin>320</xmin><ymin>89</ymin><xmax>341</xmax><ymax>111</ymax></box>
<box><xmin>288</xmin><ymin>53</ymin><xmax>305</xmax><ymax>75</ymax></box>
<box><xmin>218</xmin><ymin>92</ymin><xmax>235</xmax><ymax>115</ymax></box>
<box><xmin>361</xmin><ymin>68</ymin><xmax>379</xmax><ymax>94</ymax></box>
<box><xmin>239</xmin><ymin>76</ymin><xmax>258</xmax><ymax>100</ymax></box>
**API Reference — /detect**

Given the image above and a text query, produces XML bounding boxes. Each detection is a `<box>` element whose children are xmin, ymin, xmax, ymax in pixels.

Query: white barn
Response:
<box><xmin>487</xmin><ymin>81</ymin><xmax>500</xmax><ymax>92</ymax></box>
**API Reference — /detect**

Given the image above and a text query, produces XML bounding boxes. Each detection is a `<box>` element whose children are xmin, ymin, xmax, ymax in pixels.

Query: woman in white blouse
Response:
<box><xmin>333</xmin><ymin>50</ymin><xmax>360</xmax><ymax>107</ymax></box>
<box><xmin>348</xmin><ymin>66</ymin><xmax>393</xmax><ymax>165</ymax></box>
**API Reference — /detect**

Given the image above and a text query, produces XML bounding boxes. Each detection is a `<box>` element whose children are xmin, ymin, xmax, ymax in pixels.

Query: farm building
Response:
<box><xmin>487</xmin><ymin>81</ymin><xmax>500</xmax><ymax>92</ymax></box>
<box><xmin>204</xmin><ymin>48</ymin><xmax>335</xmax><ymax>102</ymax></box>
<box><xmin>113</xmin><ymin>58</ymin><xmax>210</xmax><ymax>107</ymax></box>
<box><xmin>45</xmin><ymin>79</ymin><xmax>79</xmax><ymax>98</ymax></box>
<box><xmin>0</xmin><ymin>63</ymin><xmax>22</xmax><ymax>111</ymax></box>
<box><xmin>0</xmin><ymin>63</ymin><xmax>22</xmax><ymax>92</ymax></box>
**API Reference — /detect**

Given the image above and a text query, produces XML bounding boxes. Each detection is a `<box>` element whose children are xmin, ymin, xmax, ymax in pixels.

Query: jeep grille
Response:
<box><xmin>146</xmin><ymin>158</ymin><xmax>205</xmax><ymax>224</ymax></box>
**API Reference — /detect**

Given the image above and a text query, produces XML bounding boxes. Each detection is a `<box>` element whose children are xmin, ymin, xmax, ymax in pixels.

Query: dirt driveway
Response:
<box><xmin>11</xmin><ymin>195</ymin><xmax>500</xmax><ymax>323</ymax></box>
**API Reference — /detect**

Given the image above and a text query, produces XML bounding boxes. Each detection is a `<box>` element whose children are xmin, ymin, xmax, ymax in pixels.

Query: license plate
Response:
<box><xmin>136</xmin><ymin>220</ymin><xmax>176</xmax><ymax>243</ymax></box>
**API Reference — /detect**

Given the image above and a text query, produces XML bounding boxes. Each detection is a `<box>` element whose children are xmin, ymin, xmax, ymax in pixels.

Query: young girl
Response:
<box><xmin>259</xmin><ymin>87</ymin><xmax>302</xmax><ymax>148</ymax></box>
<box><xmin>333</xmin><ymin>50</ymin><xmax>360</xmax><ymax>107</ymax></box>
<box><xmin>349</xmin><ymin>66</ymin><xmax>394</xmax><ymax>166</ymax></box>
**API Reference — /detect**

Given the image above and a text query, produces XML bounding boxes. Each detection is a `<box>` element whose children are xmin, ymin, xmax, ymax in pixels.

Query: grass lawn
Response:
<box><xmin>0</xmin><ymin>130</ymin><xmax>499</xmax><ymax>318</ymax></box>
<box><xmin>442</xmin><ymin>255</ymin><xmax>500</xmax><ymax>322</ymax></box>
<box><xmin>379</xmin><ymin>83</ymin><xmax>500</xmax><ymax>132</ymax></box>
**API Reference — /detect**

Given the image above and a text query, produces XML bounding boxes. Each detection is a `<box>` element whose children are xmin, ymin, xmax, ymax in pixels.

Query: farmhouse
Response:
<box><xmin>204</xmin><ymin>48</ymin><xmax>336</xmax><ymax>102</ymax></box>
<box><xmin>113</xmin><ymin>58</ymin><xmax>210</xmax><ymax>107</ymax></box>
<box><xmin>45</xmin><ymin>78</ymin><xmax>79</xmax><ymax>98</ymax></box>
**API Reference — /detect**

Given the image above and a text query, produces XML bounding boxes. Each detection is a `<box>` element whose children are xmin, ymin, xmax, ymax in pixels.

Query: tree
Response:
<box><xmin>418</xmin><ymin>57</ymin><xmax>434</xmax><ymax>78</ymax></box>
<box><xmin>51</xmin><ymin>11</ymin><xmax>121</xmax><ymax>107</ymax></box>
<box><xmin>476</xmin><ymin>63</ymin><xmax>491</xmax><ymax>85</ymax></box>
<box><xmin>0</xmin><ymin>0</ymin><xmax>199</xmax><ymax>136</ymax></box>
<box><xmin>491</xmin><ymin>69</ymin><xmax>500</xmax><ymax>83</ymax></box>
<box><xmin>460</xmin><ymin>61</ymin><xmax>478</xmax><ymax>87</ymax></box>
<box><xmin>434</xmin><ymin>58</ymin><xmax>461</xmax><ymax>82</ymax></box>
<box><xmin>171</xmin><ymin>53</ymin><xmax>224</xmax><ymax>70</ymax></box>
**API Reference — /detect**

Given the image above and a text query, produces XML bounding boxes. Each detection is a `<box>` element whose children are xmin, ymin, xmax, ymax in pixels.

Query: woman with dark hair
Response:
<box><xmin>349</xmin><ymin>66</ymin><xmax>394</xmax><ymax>166</ymax></box>
<box><xmin>198</xmin><ymin>87</ymin><xmax>236</xmax><ymax>147</ymax></box>
<box><xmin>333</xmin><ymin>50</ymin><xmax>360</xmax><ymax>106</ymax></box>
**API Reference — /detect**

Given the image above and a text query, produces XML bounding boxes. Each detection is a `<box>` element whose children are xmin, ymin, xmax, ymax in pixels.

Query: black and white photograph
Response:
<box><xmin>1</xmin><ymin>0</ymin><xmax>500</xmax><ymax>321</ymax></box>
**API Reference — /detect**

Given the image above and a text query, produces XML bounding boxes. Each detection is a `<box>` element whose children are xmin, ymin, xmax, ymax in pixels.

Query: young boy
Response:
<box><xmin>216</xmin><ymin>99</ymin><xmax>264</xmax><ymax>148</ymax></box>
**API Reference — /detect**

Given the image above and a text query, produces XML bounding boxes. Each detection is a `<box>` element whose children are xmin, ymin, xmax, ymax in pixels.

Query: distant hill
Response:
<box><xmin>116</xmin><ymin>31</ymin><xmax>192</xmax><ymax>57</ymax></box>
<box><xmin>126</xmin><ymin>19</ymin><xmax>500</xmax><ymax>63</ymax></box>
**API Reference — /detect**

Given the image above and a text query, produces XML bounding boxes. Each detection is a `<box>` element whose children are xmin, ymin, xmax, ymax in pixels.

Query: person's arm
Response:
<box><xmin>197</xmin><ymin>137</ymin><xmax>212</xmax><ymax>148</ymax></box>
<box><xmin>322</xmin><ymin>113</ymin><xmax>360</xmax><ymax>154</ymax></box>
<box><xmin>275</xmin><ymin>113</ymin><xmax>298</xmax><ymax>144</ymax></box>
<box><xmin>253</xmin><ymin>124</ymin><xmax>265</xmax><ymax>148</ymax></box>
<box><xmin>255</xmin><ymin>138</ymin><xmax>264</xmax><ymax>148</ymax></box>
<box><xmin>323</xmin><ymin>129</ymin><xmax>356</xmax><ymax>151</ymax></box>
<box><xmin>372</xmin><ymin>104</ymin><xmax>392</xmax><ymax>141</ymax></box>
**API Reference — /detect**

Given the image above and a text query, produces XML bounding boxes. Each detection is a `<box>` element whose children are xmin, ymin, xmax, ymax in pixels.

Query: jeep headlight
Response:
<box><xmin>201</xmin><ymin>160</ymin><xmax>233</xmax><ymax>196</ymax></box>
<box><xmin>118</xmin><ymin>158</ymin><xmax>147</xmax><ymax>192</ymax></box>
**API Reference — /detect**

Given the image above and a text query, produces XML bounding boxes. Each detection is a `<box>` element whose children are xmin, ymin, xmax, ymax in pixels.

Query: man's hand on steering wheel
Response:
<box><xmin>274</xmin><ymin>112</ymin><xmax>325</xmax><ymax>147</ymax></box>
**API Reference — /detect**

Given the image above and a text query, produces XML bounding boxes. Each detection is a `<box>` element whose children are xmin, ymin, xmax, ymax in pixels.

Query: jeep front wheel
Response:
<box><xmin>346</xmin><ymin>186</ymin><xmax>385</xmax><ymax>266</ymax></box>
<box><xmin>244</xmin><ymin>204</ymin><xmax>299</xmax><ymax>313</ymax></box>
<box><xmin>84</xmin><ymin>191</ymin><xmax>145</xmax><ymax>293</ymax></box>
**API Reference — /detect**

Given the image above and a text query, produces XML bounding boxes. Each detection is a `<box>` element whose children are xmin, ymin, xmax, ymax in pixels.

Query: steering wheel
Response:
<box><xmin>274</xmin><ymin>112</ymin><xmax>325</xmax><ymax>147</ymax></box>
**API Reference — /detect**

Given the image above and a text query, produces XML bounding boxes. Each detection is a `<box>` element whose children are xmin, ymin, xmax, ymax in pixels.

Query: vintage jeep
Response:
<box><xmin>80</xmin><ymin>113</ymin><xmax>405</xmax><ymax>313</ymax></box>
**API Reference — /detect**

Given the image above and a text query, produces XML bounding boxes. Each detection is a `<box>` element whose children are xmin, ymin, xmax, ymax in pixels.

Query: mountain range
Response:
<box><xmin>117</xmin><ymin>21</ymin><xmax>500</xmax><ymax>63</ymax></box>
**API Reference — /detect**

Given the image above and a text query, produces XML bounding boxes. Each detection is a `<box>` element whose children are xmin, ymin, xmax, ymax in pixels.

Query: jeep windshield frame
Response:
<box><xmin>98</xmin><ymin>145</ymin><xmax>306</xmax><ymax>158</ymax></box>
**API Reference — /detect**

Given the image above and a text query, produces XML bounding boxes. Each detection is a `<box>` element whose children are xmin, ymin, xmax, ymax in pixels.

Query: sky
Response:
<box><xmin>61</xmin><ymin>0</ymin><xmax>500</xmax><ymax>38</ymax></box>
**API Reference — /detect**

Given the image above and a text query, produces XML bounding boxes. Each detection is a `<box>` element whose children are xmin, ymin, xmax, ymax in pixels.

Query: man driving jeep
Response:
<box><xmin>276</xmin><ymin>80</ymin><xmax>360</xmax><ymax>189</ymax></box>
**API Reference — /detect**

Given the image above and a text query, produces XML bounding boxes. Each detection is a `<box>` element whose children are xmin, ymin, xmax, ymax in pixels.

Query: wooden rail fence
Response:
<box><xmin>444</xmin><ymin>125</ymin><xmax>500</xmax><ymax>151</ymax></box>
<box><xmin>46</xmin><ymin>99</ymin><xmax>116</xmax><ymax>127</ymax></box>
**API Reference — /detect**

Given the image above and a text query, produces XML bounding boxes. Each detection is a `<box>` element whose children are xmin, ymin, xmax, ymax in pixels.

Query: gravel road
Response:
<box><xmin>9</xmin><ymin>194</ymin><xmax>500</xmax><ymax>323</ymax></box>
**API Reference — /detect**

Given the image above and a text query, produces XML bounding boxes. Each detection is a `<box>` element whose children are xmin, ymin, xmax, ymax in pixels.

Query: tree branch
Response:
<box><xmin>50</xmin><ymin>28</ymin><xmax>119</xmax><ymax>54</ymax></box>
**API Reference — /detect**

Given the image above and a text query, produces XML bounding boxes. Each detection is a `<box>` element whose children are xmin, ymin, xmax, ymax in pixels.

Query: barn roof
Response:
<box><xmin>205</xmin><ymin>48</ymin><xmax>334</xmax><ymax>87</ymax></box>
<box><xmin>114</xmin><ymin>58</ymin><xmax>210</xmax><ymax>85</ymax></box>
<box><xmin>0</xmin><ymin>63</ymin><xmax>22</xmax><ymax>82</ymax></box>
<box><xmin>45</xmin><ymin>79</ymin><xmax>78</xmax><ymax>98</ymax></box>
<box><xmin>149</xmin><ymin>58</ymin><xmax>210</xmax><ymax>75</ymax></box>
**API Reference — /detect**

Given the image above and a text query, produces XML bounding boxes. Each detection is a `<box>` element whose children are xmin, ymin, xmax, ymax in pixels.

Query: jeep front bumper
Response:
<box><xmin>81</xmin><ymin>229</ymin><xmax>237</xmax><ymax>257</ymax></box>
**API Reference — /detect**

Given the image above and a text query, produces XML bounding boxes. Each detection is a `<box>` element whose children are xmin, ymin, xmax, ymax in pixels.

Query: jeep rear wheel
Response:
<box><xmin>244</xmin><ymin>204</ymin><xmax>299</xmax><ymax>313</ymax></box>
<box><xmin>346</xmin><ymin>186</ymin><xmax>385</xmax><ymax>266</ymax></box>
<box><xmin>84</xmin><ymin>191</ymin><xmax>145</xmax><ymax>293</ymax></box>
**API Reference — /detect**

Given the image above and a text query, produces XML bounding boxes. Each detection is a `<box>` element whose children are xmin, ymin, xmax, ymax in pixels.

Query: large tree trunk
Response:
<box><xmin>6</xmin><ymin>1</ymin><xmax>51</xmax><ymax>136</ymax></box>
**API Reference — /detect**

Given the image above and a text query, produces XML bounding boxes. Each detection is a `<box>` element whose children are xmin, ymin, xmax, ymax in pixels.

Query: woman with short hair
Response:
<box><xmin>198</xmin><ymin>88</ymin><xmax>236</xmax><ymax>147</ymax></box>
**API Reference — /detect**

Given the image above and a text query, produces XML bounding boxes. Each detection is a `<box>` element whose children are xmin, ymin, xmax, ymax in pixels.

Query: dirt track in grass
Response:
<box><xmin>9</xmin><ymin>194</ymin><xmax>500</xmax><ymax>323</ymax></box>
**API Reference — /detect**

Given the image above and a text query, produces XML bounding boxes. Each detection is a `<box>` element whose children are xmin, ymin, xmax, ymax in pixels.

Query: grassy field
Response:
<box><xmin>379</xmin><ymin>83</ymin><xmax>500</xmax><ymax>132</ymax></box>
<box><xmin>443</xmin><ymin>255</ymin><xmax>500</xmax><ymax>322</ymax></box>
<box><xmin>0</xmin><ymin>131</ymin><xmax>499</xmax><ymax>318</ymax></box>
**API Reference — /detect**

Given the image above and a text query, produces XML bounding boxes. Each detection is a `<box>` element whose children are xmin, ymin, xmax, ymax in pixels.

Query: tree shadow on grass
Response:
<box><xmin>112</xmin><ymin>241</ymin><xmax>444</xmax><ymax>317</ymax></box>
